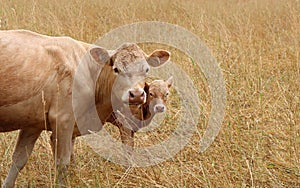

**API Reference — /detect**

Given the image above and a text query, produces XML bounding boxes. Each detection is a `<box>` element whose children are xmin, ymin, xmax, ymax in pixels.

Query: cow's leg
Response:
<box><xmin>2</xmin><ymin>128</ymin><xmax>42</xmax><ymax>188</ymax></box>
<box><xmin>50</xmin><ymin>119</ymin><xmax>74</xmax><ymax>187</ymax></box>
<box><xmin>50</xmin><ymin>133</ymin><xmax>75</xmax><ymax>162</ymax></box>
<box><xmin>69</xmin><ymin>137</ymin><xmax>75</xmax><ymax>162</ymax></box>
<box><xmin>51</xmin><ymin>134</ymin><xmax>77</xmax><ymax>163</ymax></box>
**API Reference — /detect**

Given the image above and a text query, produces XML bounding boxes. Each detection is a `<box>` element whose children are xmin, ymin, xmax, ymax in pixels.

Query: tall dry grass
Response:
<box><xmin>0</xmin><ymin>0</ymin><xmax>299</xmax><ymax>187</ymax></box>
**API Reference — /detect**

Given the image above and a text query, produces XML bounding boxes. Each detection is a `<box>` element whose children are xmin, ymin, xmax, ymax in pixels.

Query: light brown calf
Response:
<box><xmin>0</xmin><ymin>30</ymin><xmax>170</xmax><ymax>187</ymax></box>
<box><xmin>107</xmin><ymin>77</ymin><xmax>173</xmax><ymax>148</ymax></box>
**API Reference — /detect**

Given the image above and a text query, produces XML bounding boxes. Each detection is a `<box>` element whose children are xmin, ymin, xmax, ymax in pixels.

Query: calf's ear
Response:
<box><xmin>89</xmin><ymin>47</ymin><xmax>110</xmax><ymax>65</ymax></box>
<box><xmin>166</xmin><ymin>76</ymin><xmax>173</xmax><ymax>88</ymax></box>
<box><xmin>144</xmin><ymin>82</ymin><xmax>149</xmax><ymax>94</ymax></box>
<box><xmin>147</xmin><ymin>50</ymin><xmax>171</xmax><ymax>67</ymax></box>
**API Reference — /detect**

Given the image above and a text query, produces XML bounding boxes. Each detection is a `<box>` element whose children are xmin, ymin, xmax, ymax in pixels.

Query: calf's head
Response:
<box><xmin>123</xmin><ymin>76</ymin><xmax>173</xmax><ymax>131</ymax></box>
<box><xmin>144</xmin><ymin>76</ymin><xmax>173</xmax><ymax>115</ymax></box>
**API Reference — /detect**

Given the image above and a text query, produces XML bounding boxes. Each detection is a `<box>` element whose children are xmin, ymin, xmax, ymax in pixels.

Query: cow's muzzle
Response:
<box><xmin>128</xmin><ymin>88</ymin><xmax>146</xmax><ymax>105</ymax></box>
<box><xmin>154</xmin><ymin>104</ymin><xmax>166</xmax><ymax>113</ymax></box>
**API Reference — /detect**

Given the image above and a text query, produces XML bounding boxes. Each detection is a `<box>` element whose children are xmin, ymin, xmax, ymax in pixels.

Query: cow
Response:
<box><xmin>0</xmin><ymin>29</ymin><xmax>170</xmax><ymax>188</ymax></box>
<box><xmin>108</xmin><ymin>77</ymin><xmax>174</xmax><ymax>149</ymax></box>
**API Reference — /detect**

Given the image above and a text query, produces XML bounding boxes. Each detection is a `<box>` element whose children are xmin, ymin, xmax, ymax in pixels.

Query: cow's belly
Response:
<box><xmin>0</xmin><ymin>95</ymin><xmax>47</xmax><ymax>132</ymax></box>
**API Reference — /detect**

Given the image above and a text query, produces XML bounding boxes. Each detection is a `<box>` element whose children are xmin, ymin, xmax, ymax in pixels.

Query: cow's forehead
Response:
<box><xmin>113</xmin><ymin>44</ymin><xmax>147</xmax><ymax>70</ymax></box>
<box><xmin>132</xmin><ymin>80</ymin><xmax>146</xmax><ymax>88</ymax></box>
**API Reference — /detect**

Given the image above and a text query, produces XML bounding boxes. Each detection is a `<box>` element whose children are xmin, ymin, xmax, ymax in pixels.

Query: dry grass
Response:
<box><xmin>0</xmin><ymin>0</ymin><xmax>299</xmax><ymax>187</ymax></box>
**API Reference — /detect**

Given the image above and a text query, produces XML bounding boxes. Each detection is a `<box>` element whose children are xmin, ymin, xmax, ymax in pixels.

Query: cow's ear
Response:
<box><xmin>89</xmin><ymin>47</ymin><xmax>110</xmax><ymax>65</ymax></box>
<box><xmin>166</xmin><ymin>76</ymin><xmax>173</xmax><ymax>88</ymax></box>
<box><xmin>147</xmin><ymin>50</ymin><xmax>170</xmax><ymax>67</ymax></box>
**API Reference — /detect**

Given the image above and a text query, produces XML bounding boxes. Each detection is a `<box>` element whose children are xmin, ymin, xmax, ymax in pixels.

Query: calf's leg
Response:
<box><xmin>2</xmin><ymin>128</ymin><xmax>42</xmax><ymax>188</ymax></box>
<box><xmin>119</xmin><ymin>125</ymin><xmax>134</xmax><ymax>156</ymax></box>
<box><xmin>119</xmin><ymin>125</ymin><xmax>134</xmax><ymax>148</ymax></box>
<box><xmin>118</xmin><ymin>125</ymin><xmax>136</xmax><ymax>167</ymax></box>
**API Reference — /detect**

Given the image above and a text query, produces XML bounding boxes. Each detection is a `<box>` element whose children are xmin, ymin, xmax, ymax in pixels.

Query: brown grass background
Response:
<box><xmin>0</xmin><ymin>0</ymin><xmax>299</xmax><ymax>187</ymax></box>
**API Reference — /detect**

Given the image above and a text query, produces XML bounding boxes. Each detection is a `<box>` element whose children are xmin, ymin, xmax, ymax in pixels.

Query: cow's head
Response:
<box><xmin>89</xmin><ymin>43</ymin><xmax>170</xmax><ymax>106</ymax></box>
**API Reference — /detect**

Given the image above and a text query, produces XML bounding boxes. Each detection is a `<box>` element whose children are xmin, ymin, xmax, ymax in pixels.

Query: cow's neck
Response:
<box><xmin>94</xmin><ymin>65</ymin><xmax>116</xmax><ymax>122</ymax></box>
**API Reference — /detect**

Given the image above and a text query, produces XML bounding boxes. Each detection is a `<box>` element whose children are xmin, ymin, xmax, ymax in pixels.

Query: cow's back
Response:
<box><xmin>0</xmin><ymin>30</ymin><xmax>89</xmax><ymax>106</ymax></box>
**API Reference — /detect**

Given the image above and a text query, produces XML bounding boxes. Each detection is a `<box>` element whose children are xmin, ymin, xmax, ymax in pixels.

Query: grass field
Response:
<box><xmin>0</xmin><ymin>0</ymin><xmax>299</xmax><ymax>187</ymax></box>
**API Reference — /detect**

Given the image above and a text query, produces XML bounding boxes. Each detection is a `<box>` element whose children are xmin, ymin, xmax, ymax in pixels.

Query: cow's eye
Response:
<box><xmin>149</xmin><ymin>93</ymin><xmax>154</xmax><ymax>97</ymax></box>
<box><xmin>145</xmin><ymin>67</ymin><xmax>149</xmax><ymax>73</ymax></box>
<box><xmin>165</xmin><ymin>93</ymin><xmax>169</xmax><ymax>97</ymax></box>
<box><xmin>113</xmin><ymin>68</ymin><xmax>119</xmax><ymax>73</ymax></box>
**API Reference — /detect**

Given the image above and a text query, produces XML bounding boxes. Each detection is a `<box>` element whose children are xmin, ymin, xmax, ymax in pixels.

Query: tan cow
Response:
<box><xmin>107</xmin><ymin>77</ymin><xmax>173</xmax><ymax>148</ymax></box>
<box><xmin>0</xmin><ymin>30</ymin><xmax>170</xmax><ymax>188</ymax></box>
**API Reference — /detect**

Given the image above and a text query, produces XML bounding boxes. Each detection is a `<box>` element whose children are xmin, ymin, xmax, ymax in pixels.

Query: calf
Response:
<box><xmin>107</xmin><ymin>77</ymin><xmax>173</xmax><ymax>148</ymax></box>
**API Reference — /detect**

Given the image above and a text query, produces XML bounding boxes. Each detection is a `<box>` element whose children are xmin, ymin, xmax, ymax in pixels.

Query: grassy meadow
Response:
<box><xmin>0</xmin><ymin>0</ymin><xmax>299</xmax><ymax>187</ymax></box>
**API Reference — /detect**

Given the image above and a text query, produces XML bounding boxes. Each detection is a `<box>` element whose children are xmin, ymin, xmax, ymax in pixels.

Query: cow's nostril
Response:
<box><xmin>129</xmin><ymin>91</ymin><xmax>134</xmax><ymax>98</ymax></box>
